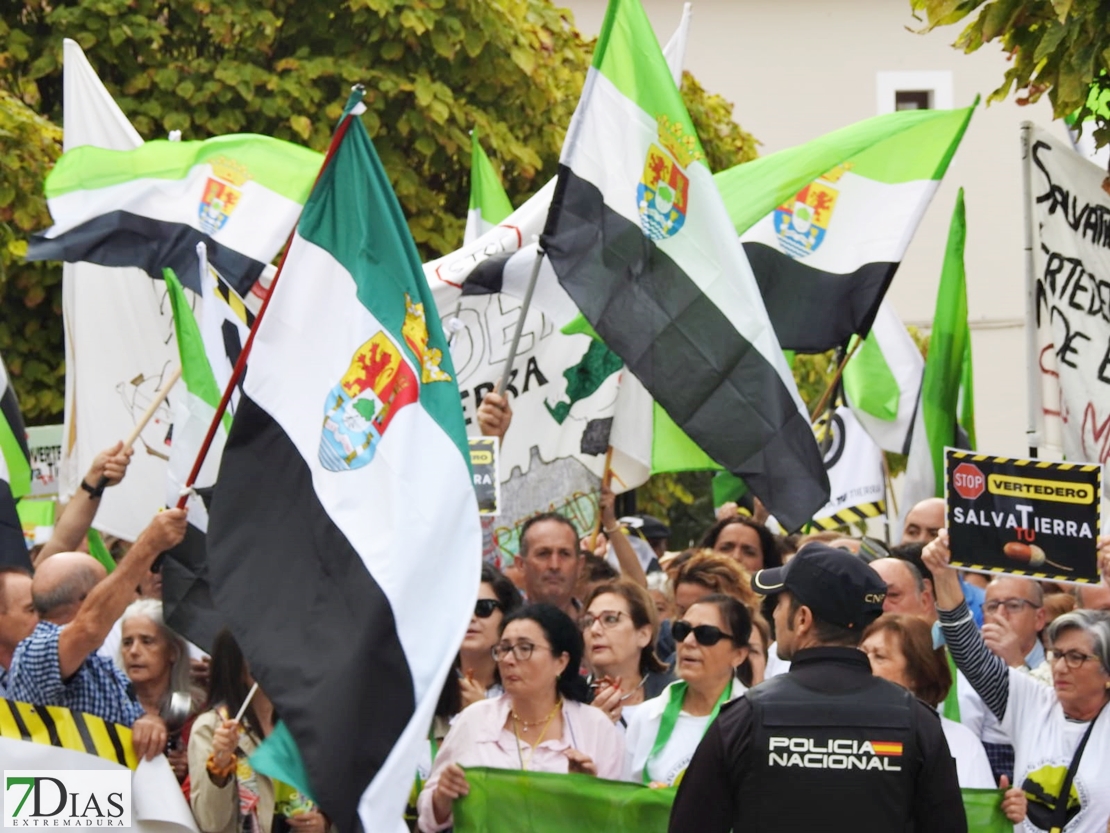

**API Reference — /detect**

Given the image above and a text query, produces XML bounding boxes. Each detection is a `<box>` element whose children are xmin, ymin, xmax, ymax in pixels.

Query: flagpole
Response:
<box><xmin>174</xmin><ymin>90</ymin><xmax>364</xmax><ymax>509</ymax></box>
<box><xmin>881</xmin><ymin>451</ymin><xmax>897</xmax><ymax>545</ymax></box>
<box><xmin>1020</xmin><ymin>121</ymin><xmax>1040</xmax><ymax>459</ymax></box>
<box><xmin>93</xmin><ymin>367</ymin><xmax>181</xmax><ymax>492</ymax></box>
<box><xmin>589</xmin><ymin>446</ymin><xmax>615</xmax><ymax>551</ymax></box>
<box><xmin>496</xmin><ymin>242</ymin><xmax>543</xmax><ymax>394</ymax></box>
<box><xmin>809</xmin><ymin>338</ymin><xmax>863</xmax><ymax>423</ymax></box>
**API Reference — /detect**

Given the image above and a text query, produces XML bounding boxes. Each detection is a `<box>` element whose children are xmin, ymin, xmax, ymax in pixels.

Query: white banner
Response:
<box><xmin>60</xmin><ymin>40</ymin><xmax>176</xmax><ymax>542</ymax></box>
<box><xmin>812</xmin><ymin>406</ymin><xmax>885</xmax><ymax>525</ymax></box>
<box><xmin>1026</xmin><ymin>125</ymin><xmax>1110</xmax><ymax>467</ymax></box>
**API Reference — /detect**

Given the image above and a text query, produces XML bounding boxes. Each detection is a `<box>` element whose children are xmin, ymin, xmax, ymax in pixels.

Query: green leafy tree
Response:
<box><xmin>0</xmin><ymin>0</ymin><xmax>759</xmax><ymax>424</ymax></box>
<box><xmin>0</xmin><ymin>90</ymin><xmax>63</xmax><ymax>423</ymax></box>
<box><xmin>909</xmin><ymin>0</ymin><xmax>1110</xmax><ymax>148</ymax></box>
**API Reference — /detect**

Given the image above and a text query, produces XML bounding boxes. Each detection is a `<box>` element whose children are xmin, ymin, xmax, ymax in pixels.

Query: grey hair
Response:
<box><xmin>878</xmin><ymin>557</ymin><xmax>925</xmax><ymax>596</ymax></box>
<box><xmin>646</xmin><ymin>571</ymin><xmax>673</xmax><ymax>600</ymax></box>
<box><xmin>987</xmin><ymin>575</ymin><xmax>1045</xmax><ymax>607</ymax></box>
<box><xmin>118</xmin><ymin>599</ymin><xmax>193</xmax><ymax>710</ymax></box>
<box><xmin>33</xmin><ymin>565</ymin><xmax>101</xmax><ymax>617</ymax></box>
<box><xmin>1046</xmin><ymin>609</ymin><xmax>1110</xmax><ymax>676</ymax></box>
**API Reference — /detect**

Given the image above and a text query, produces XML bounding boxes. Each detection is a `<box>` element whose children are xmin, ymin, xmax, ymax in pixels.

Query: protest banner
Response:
<box><xmin>945</xmin><ymin>449</ymin><xmax>1102</xmax><ymax>584</ymax></box>
<box><xmin>1023</xmin><ymin>124</ymin><xmax>1110</xmax><ymax>468</ymax></box>
<box><xmin>469</xmin><ymin>438</ymin><xmax>500</xmax><ymax>516</ymax></box>
<box><xmin>451</xmin><ymin>767</ymin><xmax>1010</xmax><ymax>833</ymax></box>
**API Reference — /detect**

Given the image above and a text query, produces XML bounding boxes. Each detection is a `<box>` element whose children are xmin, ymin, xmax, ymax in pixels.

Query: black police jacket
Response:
<box><xmin>668</xmin><ymin>647</ymin><xmax>967</xmax><ymax>833</ymax></box>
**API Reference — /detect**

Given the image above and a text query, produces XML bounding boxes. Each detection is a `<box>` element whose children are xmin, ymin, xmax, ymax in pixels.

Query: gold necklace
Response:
<box><xmin>513</xmin><ymin>698</ymin><xmax>562</xmax><ymax>771</ymax></box>
<box><xmin>510</xmin><ymin>698</ymin><xmax>563</xmax><ymax>731</ymax></box>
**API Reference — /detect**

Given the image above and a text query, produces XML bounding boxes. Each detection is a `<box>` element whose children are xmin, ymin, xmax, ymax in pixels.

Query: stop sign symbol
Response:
<box><xmin>952</xmin><ymin>462</ymin><xmax>985</xmax><ymax>500</ymax></box>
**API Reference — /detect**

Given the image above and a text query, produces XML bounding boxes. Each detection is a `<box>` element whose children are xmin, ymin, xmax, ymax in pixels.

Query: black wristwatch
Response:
<box><xmin>80</xmin><ymin>478</ymin><xmax>106</xmax><ymax>499</ymax></box>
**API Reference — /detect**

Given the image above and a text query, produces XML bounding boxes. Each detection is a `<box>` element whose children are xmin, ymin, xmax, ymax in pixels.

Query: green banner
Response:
<box><xmin>453</xmin><ymin>767</ymin><xmax>1007</xmax><ymax>832</ymax></box>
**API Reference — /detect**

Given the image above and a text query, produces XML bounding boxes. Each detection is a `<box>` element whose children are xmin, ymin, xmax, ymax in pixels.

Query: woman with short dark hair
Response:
<box><xmin>698</xmin><ymin>516</ymin><xmax>780</xmax><ymax>574</ymax></box>
<box><xmin>417</xmin><ymin>604</ymin><xmax>623</xmax><ymax>832</ymax></box>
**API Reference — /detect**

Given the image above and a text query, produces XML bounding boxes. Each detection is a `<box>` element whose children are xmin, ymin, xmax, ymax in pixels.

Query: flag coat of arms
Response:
<box><xmin>206</xmin><ymin>99</ymin><xmax>480</xmax><ymax>833</ymax></box>
<box><xmin>541</xmin><ymin>0</ymin><xmax>827</xmax><ymax>529</ymax></box>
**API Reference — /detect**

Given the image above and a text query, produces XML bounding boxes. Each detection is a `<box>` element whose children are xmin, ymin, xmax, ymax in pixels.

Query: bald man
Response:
<box><xmin>8</xmin><ymin>509</ymin><xmax>187</xmax><ymax>760</ymax></box>
<box><xmin>0</xmin><ymin>566</ymin><xmax>36</xmax><ymax>696</ymax></box>
<box><xmin>901</xmin><ymin>497</ymin><xmax>946</xmax><ymax>545</ymax></box>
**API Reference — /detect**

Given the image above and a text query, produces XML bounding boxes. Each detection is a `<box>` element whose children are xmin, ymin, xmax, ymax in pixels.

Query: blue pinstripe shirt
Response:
<box><xmin>8</xmin><ymin>622</ymin><xmax>143</xmax><ymax>727</ymax></box>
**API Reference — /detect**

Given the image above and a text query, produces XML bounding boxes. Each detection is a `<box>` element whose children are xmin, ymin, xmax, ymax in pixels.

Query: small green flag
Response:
<box><xmin>86</xmin><ymin>528</ymin><xmax>115</xmax><ymax>574</ymax></box>
<box><xmin>464</xmin><ymin>129</ymin><xmax>514</xmax><ymax>244</ymax></box>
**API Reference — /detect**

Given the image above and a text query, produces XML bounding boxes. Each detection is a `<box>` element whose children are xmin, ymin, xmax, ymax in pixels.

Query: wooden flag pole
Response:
<box><xmin>809</xmin><ymin>338</ymin><xmax>864</xmax><ymax>423</ymax></box>
<box><xmin>174</xmin><ymin>91</ymin><xmax>361</xmax><ymax>510</ymax></box>
<box><xmin>589</xmin><ymin>446</ymin><xmax>615</xmax><ymax>552</ymax></box>
<box><xmin>93</xmin><ymin>367</ymin><xmax>181</xmax><ymax>492</ymax></box>
<box><xmin>496</xmin><ymin>242</ymin><xmax>544</xmax><ymax>395</ymax></box>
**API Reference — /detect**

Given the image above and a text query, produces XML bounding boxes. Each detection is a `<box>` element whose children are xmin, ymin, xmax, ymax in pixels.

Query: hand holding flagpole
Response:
<box><xmin>92</xmin><ymin>366</ymin><xmax>181</xmax><ymax>493</ymax></box>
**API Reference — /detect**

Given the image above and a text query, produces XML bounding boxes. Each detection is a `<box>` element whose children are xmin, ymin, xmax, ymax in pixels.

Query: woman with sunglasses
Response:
<box><xmin>459</xmin><ymin>564</ymin><xmax>523</xmax><ymax>708</ymax></box>
<box><xmin>624</xmin><ymin>595</ymin><xmax>750</xmax><ymax>787</ymax></box>
<box><xmin>416</xmin><ymin>604</ymin><xmax>623</xmax><ymax>832</ymax></box>
<box><xmin>925</xmin><ymin>532</ymin><xmax>1110</xmax><ymax>833</ymax></box>
<box><xmin>582</xmin><ymin>582</ymin><xmax>673</xmax><ymax>726</ymax></box>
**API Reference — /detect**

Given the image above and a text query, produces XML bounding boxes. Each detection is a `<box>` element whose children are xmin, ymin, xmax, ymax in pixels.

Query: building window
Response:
<box><xmin>895</xmin><ymin>90</ymin><xmax>932</xmax><ymax>111</ymax></box>
<box><xmin>877</xmin><ymin>71</ymin><xmax>953</xmax><ymax>114</ymax></box>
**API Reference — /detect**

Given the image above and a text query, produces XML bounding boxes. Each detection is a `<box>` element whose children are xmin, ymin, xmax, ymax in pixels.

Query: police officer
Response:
<box><xmin>669</xmin><ymin>544</ymin><xmax>966</xmax><ymax>833</ymax></box>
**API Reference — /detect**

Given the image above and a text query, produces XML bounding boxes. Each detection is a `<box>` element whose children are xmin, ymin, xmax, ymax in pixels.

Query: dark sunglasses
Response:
<box><xmin>672</xmin><ymin>620</ymin><xmax>735</xmax><ymax>647</ymax></box>
<box><xmin>474</xmin><ymin>599</ymin><xmax>503</xmax><ymax>619</ymax></box>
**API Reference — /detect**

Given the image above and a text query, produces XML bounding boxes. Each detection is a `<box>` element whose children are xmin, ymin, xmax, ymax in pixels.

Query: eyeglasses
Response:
<box><xmin>983</xmin><ymin>598</ymin><xmax>1040</xmax><ymax>616</ymax></box>
<box><xmin>491</xmin><ymin>641</ymin><xmax>551</xmax><ymax>662</ymax></box>
<box><xmin>580</xmin><ymin>611</ymin><xmax>627</xmax><ymax>630</ymax></box>
<box><xmin>672</xmin><ymin>620</ymin><xmax>735</xmax><ymax>647</ymax></box>
<box><xmin>474</xmin><ymin>599</ymin><xmax>503</xmax><ymax>619</ymax></box>
<box><xmin>1047</xmin><ymin>648</ymin><xmax>1102</xmax><ymax>670</ymax></box>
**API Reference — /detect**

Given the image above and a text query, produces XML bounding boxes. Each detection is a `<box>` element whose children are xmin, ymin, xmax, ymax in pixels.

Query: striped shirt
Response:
<box><xmin>7</xmin><ymin>622</ymin><xmax>143</xmax><ymax>727</ymax></box>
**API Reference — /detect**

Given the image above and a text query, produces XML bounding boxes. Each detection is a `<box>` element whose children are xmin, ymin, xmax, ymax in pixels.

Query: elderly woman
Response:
<box><xmin>925</xmin><ymin>532</ymin><xmax>1110</xmax><ymax>833</ymax></box>
<box><xmin>117</xmin><ymin>599</ymin><xmax>199</xmax><ymax>783</ymax></box>
<box><xmin>624</xmin><ymin>595</ymin><xmax>750</xmax><ymax>787</ymax></box>
<box><xmin>698</xmin><ymin>516</ymin><xmax>780</xmax><ymax>574</ymax></box>
<box><xmin>582</xmin><ymin>582</ymin><xmax>673</xmax><ymax>726</ymax></box>
<box><xmin>188</xmin><ymin>630</ymin><xmax>327</xmax><ymax>833</ymax></box>
<box><xmin>861</xmin><ymin>614</ymin><xmax>997</xmax><ymax>790</ymax></box>
<box><xmin>417</xmin><ymin>604</ymin><xmax>623</xmax><ymax>832</ymax></box>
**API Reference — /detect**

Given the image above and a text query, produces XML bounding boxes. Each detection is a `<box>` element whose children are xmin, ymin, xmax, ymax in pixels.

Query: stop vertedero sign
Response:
<box><xmin>952</xmin><ymin>462</ymin><xmax>985</xmax><ymax>500</ymax></box>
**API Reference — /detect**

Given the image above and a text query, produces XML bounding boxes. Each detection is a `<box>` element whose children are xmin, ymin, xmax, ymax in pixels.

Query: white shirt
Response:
<box><xmin>764</xmin><ymin>642</ymin><xmax>790</xmax><ymax>679</ymax></box>
<box><xmin>940</xmin><ymin>715</ymin><xmax>996</xmax><ymax>789</ymax></box>
<box><xmin>624</xmin><ymin>679</ymin><xmax>745</xmax><ymax>786</ymax></box>
<box><xmin>1002</xmin><ymin>667</ymin><xmax>1110</xmax><ymax>833</ymax></box>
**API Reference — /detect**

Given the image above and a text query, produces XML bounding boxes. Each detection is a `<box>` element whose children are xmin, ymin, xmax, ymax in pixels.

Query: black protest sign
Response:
<box><xmin>469</xmin><ymin>438</ymin><xmax>500</xmax><ymax>516</ymax></box>
<box><xmin>946</xmin><ymin>449</ymin><xmax>1102</xmax><ymax>585</ymax></box>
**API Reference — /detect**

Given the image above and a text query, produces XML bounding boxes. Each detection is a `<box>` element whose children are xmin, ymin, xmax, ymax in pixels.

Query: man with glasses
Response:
<box><xmin>669</xmin><ymin>544</ymin><xmax>965</xmax><ymax>833</ymax></box>
<box><xmin>973</xmin><ymin>576</ymin><xmax>1049</xmax><ymax>784</ymax></box>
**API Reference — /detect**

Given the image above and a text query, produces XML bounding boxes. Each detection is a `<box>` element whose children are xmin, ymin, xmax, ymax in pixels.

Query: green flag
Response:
<box><xmin>464</xmin><ymin>129</ymin><xmax>514</xmax><ymax>244</ymax></box>
<box><xmin>903</xmin><ymin>188</ymin><xmax>975</xmax><ymax>507</ymax></box>
<box><xmin>453</xmin><ymin>767</ymin><xmax>1006</xmax><ymax>833</ymax></box>
<box><xmin>86</xmin><ymin>528</ymin><xmax>116</xmax><ymax>574</ymax></box>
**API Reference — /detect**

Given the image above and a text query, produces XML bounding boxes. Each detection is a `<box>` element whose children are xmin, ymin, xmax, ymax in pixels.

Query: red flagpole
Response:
<box><xmin>175</xmin><ymin>95</ymin><xmax>363</xmax><ymax>509</ymax></box>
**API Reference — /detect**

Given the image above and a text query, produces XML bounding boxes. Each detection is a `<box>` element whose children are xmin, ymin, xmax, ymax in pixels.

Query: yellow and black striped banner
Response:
<box><xmin>811</xmin><ymin>500</ymin><xmax>886</xmax><ymax>531</ymax></box>
<box><xmin>0</xmin><ymin>699</ymin><xmax>137</xmax><ymax>769</ymax></box>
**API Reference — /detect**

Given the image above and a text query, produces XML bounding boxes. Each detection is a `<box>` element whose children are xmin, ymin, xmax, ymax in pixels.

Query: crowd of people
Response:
<box><xmin>1</xmin><ymin>393</ymin><xmax>1109</xmax><ymax>832</ymax></box>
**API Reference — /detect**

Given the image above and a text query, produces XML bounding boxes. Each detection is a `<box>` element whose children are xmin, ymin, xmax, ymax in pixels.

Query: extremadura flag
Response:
<box><xmin>541</xmin><ymin>0</ymin><xmax>827</xmax><ymax>530</ymax></box>
<box><xmin>206</xmin><ymin>96</ymin><xmax>481</xmax><ymax>831</ymax></box>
